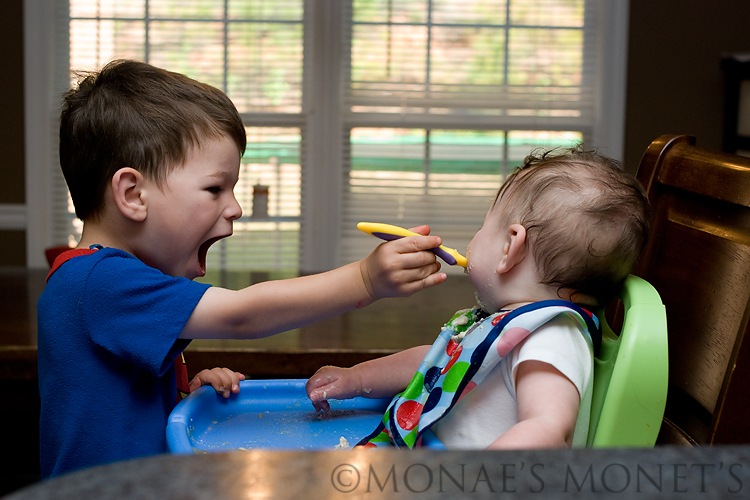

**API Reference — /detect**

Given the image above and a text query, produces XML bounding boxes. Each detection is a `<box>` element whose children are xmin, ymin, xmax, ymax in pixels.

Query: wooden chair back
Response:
<box><xmin>634</xmin><ymin>134</ymin><xmax>750</xmax><ymax>445</ymax></box>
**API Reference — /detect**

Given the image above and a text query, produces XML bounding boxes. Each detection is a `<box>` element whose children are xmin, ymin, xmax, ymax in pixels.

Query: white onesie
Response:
<box><xmin>431</xmin><ymin>314</ymin><xmax>594</xmax><ymax>448</ymax></box>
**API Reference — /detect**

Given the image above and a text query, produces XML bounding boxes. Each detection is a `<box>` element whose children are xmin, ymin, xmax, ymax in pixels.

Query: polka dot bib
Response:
<box><xmin>357</xmin><ymin>300</ymin><xmax>600</xmax><ymax>448</ymax></box>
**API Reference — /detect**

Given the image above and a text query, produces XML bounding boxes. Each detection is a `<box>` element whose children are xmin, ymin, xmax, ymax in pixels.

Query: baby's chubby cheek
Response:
<box><xmin>465</xmin><ymin>259</ymin><xmax>484</xmax><ymax>299</ymax></box>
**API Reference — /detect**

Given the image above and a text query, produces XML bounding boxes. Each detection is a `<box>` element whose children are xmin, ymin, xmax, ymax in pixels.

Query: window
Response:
<box><xmin>24</xmin><ymin>0</ymin><xmax>629</xmax><ymax>278</ymax></box>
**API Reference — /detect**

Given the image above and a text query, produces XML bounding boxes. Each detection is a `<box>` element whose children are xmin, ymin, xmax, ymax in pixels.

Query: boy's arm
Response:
<box><xmin>306</xmin><ymin>345</ymin><xmax>430</xmax><ymax>411</ymax></box>
<box><xmin>486</xmin><ymin>360</ymin><xmax>580</xmax><ymax>449</ymax></box>
<box><xmin>181</xmin><ymin>234</ymin><xmax>446</xmax><ymax>339</ymax></box>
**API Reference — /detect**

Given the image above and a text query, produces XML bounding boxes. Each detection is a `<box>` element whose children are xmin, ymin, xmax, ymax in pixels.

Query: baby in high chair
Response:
<box><xmin>306</xmin><ymin>146</ymin><xmax>650</xmax><ymax>449</ymax></box>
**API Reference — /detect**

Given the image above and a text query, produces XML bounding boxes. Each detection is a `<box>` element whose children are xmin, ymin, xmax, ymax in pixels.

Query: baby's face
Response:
<box><xmin>138</xmin><ymin>135</ymin><xmax>243</xmax><ymax>279</ymax></box>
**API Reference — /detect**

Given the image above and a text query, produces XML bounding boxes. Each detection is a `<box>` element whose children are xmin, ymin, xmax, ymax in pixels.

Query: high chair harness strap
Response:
<box><xmin>46</xmin><ymin>245</ymin><xmax>101</xmax><ymax>281</ymax></box>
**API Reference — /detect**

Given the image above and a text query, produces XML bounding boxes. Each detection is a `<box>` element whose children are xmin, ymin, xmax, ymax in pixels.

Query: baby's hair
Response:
<box><xmin>59</xmin><ymin>59</ymin><xmax>247</xmax><ymax>221</ymax></box>
<box><xmin>494</xmin><ymin>145</ymin><xmax>650</xmax><ymax>305</ymax></box>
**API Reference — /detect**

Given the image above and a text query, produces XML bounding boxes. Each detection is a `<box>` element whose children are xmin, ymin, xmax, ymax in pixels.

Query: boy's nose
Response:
<box><xmin>226</xmin><ymin>195</ymin><xmax>243</xmax><ymax>220</ymax></box>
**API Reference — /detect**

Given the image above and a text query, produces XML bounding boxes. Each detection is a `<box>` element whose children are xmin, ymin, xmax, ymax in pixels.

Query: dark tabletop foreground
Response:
<box><xmin>6</xmin><ymin>446</ymin><xmax>749</xmax><ymax>499</ymax></box>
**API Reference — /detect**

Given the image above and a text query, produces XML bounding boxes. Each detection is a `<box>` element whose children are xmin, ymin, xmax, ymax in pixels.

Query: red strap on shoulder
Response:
<box><xmin>46</xmin><ymin>247</ymin><xmax>99</xmax><ymax>281</ymax></box>
<box><xmin>175</xmin><ymin>353</ymin><xmax>190</xmax><ymax>401</ymax></box>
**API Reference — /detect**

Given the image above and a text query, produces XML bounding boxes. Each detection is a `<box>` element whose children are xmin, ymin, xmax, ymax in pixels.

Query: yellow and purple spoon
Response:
<box><xmin>357</xmin><ymin>222</ymin><xmax>468</xmax><ymax>268</ymax></box>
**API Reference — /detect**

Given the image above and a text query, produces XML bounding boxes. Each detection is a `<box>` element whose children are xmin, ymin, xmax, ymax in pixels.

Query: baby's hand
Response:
<box><xmin>188</xmin><ymin>367</ymin><xmax>246</xmax><ymax>398</ymax></box>
<box><xmin>360</xmin><ymin>225</ymin><xmax>447</xmax><ymax>300</ymax></box>
<box><xmin>306</xmin><ymin>366</ymin><xmax>362</xmax><ymax>412</ymax></box>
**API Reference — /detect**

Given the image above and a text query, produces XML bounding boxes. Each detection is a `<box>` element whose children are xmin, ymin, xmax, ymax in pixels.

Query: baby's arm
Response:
<box><xmin>182</xmin><ymin>231</ymin><xmax>447</xmax><ymax>340</ymax></box>
<box><xmin>487</xmin><ymin>360</ymin><xmax>580</xmax><ymax>449</ymax></box>
<box><xmin>188</xmin><ymin>367</ymin><xmax>246</xmax><ymax>399</ymax></box>
<box><xmin>306</xmin><ymin>345</ymin><xmax>429</xmax><ymax>411</ymax></box>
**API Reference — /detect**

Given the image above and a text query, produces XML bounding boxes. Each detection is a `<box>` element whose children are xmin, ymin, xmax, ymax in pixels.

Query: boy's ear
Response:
<box><xmin>496</xmin><ymin>224</ymin><xmax>527</xmax><ymax>274</ymax></box>
<box><xmin>111</xmin><ymin>168</ymin><xmax>148</xmax><ymax>222</ymax></box>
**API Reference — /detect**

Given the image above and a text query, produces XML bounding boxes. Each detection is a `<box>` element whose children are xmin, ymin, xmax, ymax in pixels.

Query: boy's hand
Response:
<box><xmin>306</xmin><ymin>366</ymin><xmax>363</xmax><ymax>412</ymax></box>
<box><xmin>360</xmin><ymin>225</ymin><xmax>447</xmax><ymax>300</ymax></box>
<box><xmin>188</xmin><ymin>367</ymin><xmax>246</xmax><ymax>398</ymax></box>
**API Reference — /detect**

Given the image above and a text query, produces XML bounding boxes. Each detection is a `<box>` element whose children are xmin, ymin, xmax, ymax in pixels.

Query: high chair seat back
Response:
<box><xmin>588</xmin><ymin>275</ymin><xmax>668</xmax><ymax>447</ymax></box>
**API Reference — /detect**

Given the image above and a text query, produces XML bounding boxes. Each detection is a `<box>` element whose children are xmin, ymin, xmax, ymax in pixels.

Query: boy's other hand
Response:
<box><xmin>189</xmin><ymin>367</ymin><xmax>246</xmax><ymax>398</ymax></box>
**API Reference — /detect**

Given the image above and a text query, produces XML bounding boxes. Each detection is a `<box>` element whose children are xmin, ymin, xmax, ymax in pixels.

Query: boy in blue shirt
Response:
<box><xmin>38</xmin><ymin>59</ymin><xmax>447</xmax><ymax>477</ymax></box>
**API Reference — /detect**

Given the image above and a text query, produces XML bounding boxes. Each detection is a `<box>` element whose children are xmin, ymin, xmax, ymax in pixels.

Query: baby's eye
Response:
<box><xmin>206</xmin><ymin>186</ymin><xmax>223</xmax><ymax>194</ymax></box>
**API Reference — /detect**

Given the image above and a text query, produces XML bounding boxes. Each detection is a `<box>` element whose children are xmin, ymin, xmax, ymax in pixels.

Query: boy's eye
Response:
<box><xmin>207</xmin><ymin>186</ymin><xmax>223</xmax><ymax>194</ymax></box>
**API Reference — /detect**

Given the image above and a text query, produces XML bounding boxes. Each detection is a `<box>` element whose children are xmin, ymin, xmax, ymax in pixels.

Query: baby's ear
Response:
<box><xmin>496</xmin><ymin>224</ymin><xmax>527</xmax><ymax>274</ymax></box>
<box><xmin>111</xmin><ymin>167</ymin><xmax>147</xmax><ymax>222</ymax></box>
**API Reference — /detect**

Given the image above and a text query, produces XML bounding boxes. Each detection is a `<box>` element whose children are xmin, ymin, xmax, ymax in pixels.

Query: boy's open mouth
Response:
<box><xmin>198</xmin><ymin>235</ymin><xmax>229</xmax><ymax>274</ymax></box>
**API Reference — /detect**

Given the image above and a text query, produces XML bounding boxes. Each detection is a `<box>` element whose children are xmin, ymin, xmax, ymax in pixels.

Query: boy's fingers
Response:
<box><xmin>403</xmin><ymin>235</ymin><xmax>442</xmax><ymax>251</ymax></box>
<box><xmin>186</xmin><ymin>368</ymin><xmax>245</xmax><ymax>397</ymax></box>
<box><xmin>381</xmin><ymin>234</ymin><xmax>441</xmax><ymax>254</ymax></box>
<box><xmin>225</xmin><ymin>369</ymin><xmax>244</xmax><ymax>391</ymax></box>
<box><xmin>404</xmin><ymin>270</ymin><xmax>448</xmax><ymax>294</ymax></box>
<box><xmin>188</xmin><ymin>377</ymin><xmax>202</xmax><ymax>392</ymax></box>
<box><xmin>421</xmin><ymin>271</ymin><xmax>448</xmax><ymax>289</ymax></box>
<box><xmin>407</xmin><ymin>225</ymin><xmax>431</xmax><ymax>236</ymax></box>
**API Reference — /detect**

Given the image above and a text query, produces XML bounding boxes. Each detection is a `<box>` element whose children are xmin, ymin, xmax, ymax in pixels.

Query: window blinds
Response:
<box><xmin>347</xmin><ymin>0</ymin><xmax>592</xmax><ymax>124</ymax></box>
<box><xmin>339</xmin><ymin>0</ymin><xmax>592</xmax><ymax>272</ymax></box>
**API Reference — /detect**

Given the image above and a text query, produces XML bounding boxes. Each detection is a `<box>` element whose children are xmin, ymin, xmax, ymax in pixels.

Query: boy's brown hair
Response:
<box><xmin>59</xmin><ymin>59</ymin><xmax>247</xmax><ymax>220</ymax></box>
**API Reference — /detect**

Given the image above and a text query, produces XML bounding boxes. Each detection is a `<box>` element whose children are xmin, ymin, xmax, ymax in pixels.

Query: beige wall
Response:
<box><xmin>3</xmin><ymin>0</ymin><xmax>750</xmax><ymax>266</ymax></box>
<box><xmin>624</xmin><ymin>0</ymin><xmax>750</xmax><ymax>170</ymax></box>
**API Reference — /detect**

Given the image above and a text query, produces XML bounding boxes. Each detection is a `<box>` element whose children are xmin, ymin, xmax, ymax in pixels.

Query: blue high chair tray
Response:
<box><xmin>167</xmin><ymin>379</ymin><xmax>391</xmax><ymax>454</ymax></box>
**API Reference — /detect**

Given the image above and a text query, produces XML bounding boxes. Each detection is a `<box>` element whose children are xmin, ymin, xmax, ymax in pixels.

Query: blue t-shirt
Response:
<box><xmin>37</xmin><ymin>246</ymin><xmax>211</xmax><ymax>477</ymax></box>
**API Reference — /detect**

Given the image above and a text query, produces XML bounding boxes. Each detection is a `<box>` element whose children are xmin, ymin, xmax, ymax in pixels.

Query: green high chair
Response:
<box><xmin>587</xmin><ymin>274</ymin><xmax>668</xmax><ymax>447</ymax></box>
